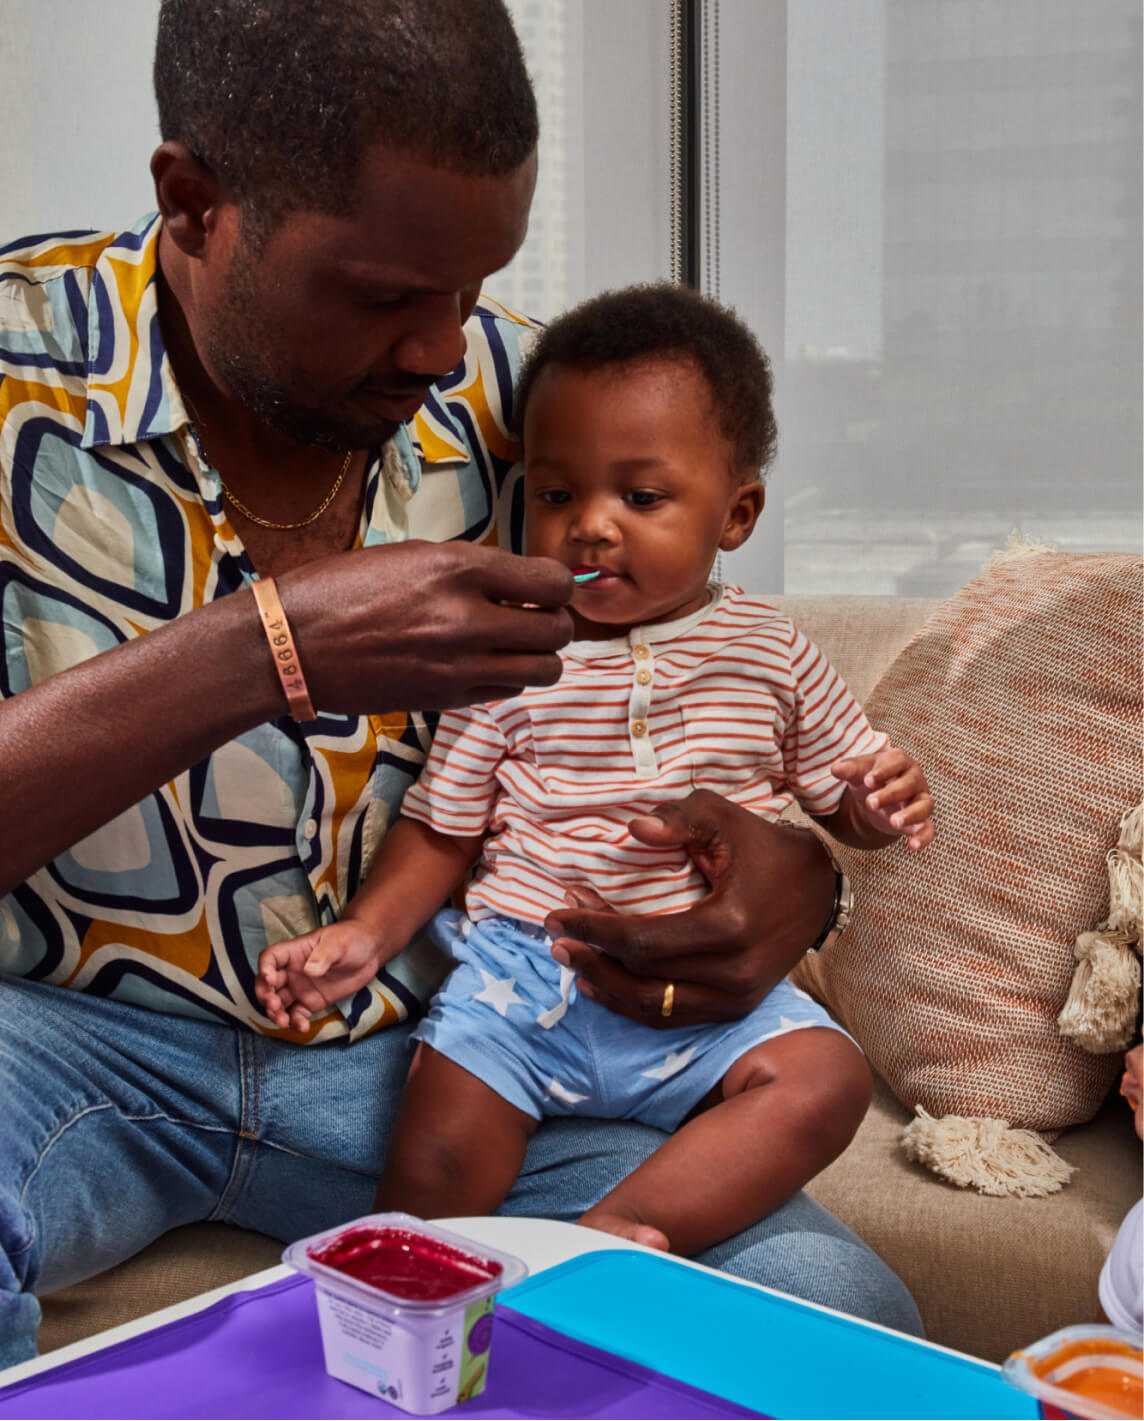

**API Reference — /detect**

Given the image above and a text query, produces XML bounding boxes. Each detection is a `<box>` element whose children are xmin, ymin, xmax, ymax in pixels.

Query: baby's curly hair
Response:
<box><xmin>514</xmin><ymin>283</ymin><xmax>777</xmax><ymax>480</ymax></box>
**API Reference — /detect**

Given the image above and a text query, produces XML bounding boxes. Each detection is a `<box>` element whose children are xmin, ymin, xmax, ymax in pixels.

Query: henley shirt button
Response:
<box><xmin>632</xmin><ymin>644</ymin><xmax>650</xmax><ymax>659</ymax></box>
<box><xmin>303</xmin><ymin>818</ymin><xmax>318</xmax><ymax>840</ymax></box>
<box><xmin>631</xmin><ymin>720</ymin><xmax>647</xmax><ymax>737</ymax></box>
<box><xmin>635</xmin><ymin>668</ymin><xmax>652</xmax><ymax>685</ymax></box>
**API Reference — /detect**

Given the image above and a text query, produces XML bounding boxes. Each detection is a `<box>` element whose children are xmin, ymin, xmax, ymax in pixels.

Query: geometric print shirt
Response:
<box><xmin>402</xmin><ymin>584</ymin><xmax>887</xmax><ymax>927</ymax></box>
<box><xmin>0</xmin><ymin>213</ymin><xmax>537</xmax><ymax>1041</ymax></box>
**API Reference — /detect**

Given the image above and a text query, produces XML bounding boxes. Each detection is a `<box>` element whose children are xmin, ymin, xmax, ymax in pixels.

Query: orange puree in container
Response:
<box><xmin>1032</xmin><ymin>1336</ymin><xmax>1143</xmax><ymax>1415</ymax></box>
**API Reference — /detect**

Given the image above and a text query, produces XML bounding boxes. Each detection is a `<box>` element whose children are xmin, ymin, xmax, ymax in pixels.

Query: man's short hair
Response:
<box><xmin>514</xmin><ymin>283</ymin><xmax>778</xmax><ymax>480</ymax></box>
<box><xmin>154</xmin><ymin>0</ymin><xmax>538</xmax><ymax>227</ymax></box>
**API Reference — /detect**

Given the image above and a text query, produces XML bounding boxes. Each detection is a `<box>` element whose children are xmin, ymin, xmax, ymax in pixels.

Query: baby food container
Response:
<box><xmin>284</xmin><ymin>1211</ymin><xmax>528</xmax><ymax>1414</ymax></box>
<box><xmin>1002</xmin><ymin>1324</ymin><xmax>1143</xmax><ymax>1420</ymax></box>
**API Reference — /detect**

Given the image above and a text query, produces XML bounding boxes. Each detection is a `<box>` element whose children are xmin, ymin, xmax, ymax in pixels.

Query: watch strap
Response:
<box><xmin>807</xmin><ymin>864</ymin><xmax>852</xmax><ymax>953</ymax></box>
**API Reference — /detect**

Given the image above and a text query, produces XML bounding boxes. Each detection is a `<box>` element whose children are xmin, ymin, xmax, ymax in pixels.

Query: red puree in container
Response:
<box><xmin>309</xmin><ymin>1227</ymin><xmax>502</xmax><ymax>1302</ymax></box>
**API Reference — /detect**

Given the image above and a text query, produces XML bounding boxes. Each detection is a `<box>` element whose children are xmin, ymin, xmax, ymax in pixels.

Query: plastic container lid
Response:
<box><xmin>282</xmin><ymin>1211</ymin><xmax>528</xmax><ymax>1316</ymax></box>
<box><xmin>1002</xmin><ymin>1324</ymin><xmax>1143</xmax><ymax>1421</ymax></box>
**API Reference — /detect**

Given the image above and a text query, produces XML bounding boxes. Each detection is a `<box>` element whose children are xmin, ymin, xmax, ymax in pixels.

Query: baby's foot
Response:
<box><xmin>580</xmin><ymin>1209</ymin><xmax>670</xmax><ymax>1252</ymax></box>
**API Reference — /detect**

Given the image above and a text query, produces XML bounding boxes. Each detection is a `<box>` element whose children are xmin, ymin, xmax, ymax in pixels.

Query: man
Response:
<box><xmin>0</xmin><ymin>0</ymin><xmax>921</xmax><ymax>1368</ymax></box>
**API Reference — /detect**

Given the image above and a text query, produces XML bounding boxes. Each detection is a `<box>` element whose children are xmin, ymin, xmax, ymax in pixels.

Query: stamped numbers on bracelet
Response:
<box><xmin>252</xmin><ymin>576</ymin><xmax>316</xmax><ymax>723</ymax></box>
<box><xmin>266</xmin><ymin>621</ymin><xmax>298</xmax><ymax>673</ymax></box>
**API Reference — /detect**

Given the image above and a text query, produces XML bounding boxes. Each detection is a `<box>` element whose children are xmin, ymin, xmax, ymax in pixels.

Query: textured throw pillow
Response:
<box><xmin>793</xmin><ymin>550</ymin><xmax>1143</xmax><ymax>1175</ymax></box>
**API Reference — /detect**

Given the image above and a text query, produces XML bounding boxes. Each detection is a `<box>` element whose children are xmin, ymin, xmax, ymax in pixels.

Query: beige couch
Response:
<box><xmin>35</xmin><ymin>595</ymin><xmax>1141</xmax><ymax>1368</ymax></box>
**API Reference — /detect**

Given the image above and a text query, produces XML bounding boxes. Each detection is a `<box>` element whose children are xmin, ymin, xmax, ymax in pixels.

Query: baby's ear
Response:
<box><xmin>720</xmin><ymin>479</ymin><xmax>765</xmax><ymax>550</ymax></box>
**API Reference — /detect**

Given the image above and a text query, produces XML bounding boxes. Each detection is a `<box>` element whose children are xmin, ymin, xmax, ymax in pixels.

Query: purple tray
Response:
<box><xmin>0</xmin><ymin>1273</ymin><xmax>764</xmax><ymax>1419</ymax></box>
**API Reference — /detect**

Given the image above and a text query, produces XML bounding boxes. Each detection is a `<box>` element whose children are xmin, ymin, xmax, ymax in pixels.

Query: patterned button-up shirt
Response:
<box><xmin>0</xmin><ymin>213</ymin><xmax>536</xmax><ymax>1041</ymax></box>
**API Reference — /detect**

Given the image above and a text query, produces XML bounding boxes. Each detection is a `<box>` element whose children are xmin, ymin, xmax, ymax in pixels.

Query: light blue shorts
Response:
<box><xmin>413</xmin><ymin>911</ymin><xmax>853</xmax><ymax>1131</ymax></box>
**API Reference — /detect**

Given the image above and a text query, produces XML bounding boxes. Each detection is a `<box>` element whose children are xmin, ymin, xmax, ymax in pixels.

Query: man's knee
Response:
<box><xmin>0</xmin><ymin>1290</ymin><xmax>42</xmax><ymax>1372</ymax></box>
<box><xmin>697</xmin><ymin>1192</ymin><xmax>924</xmax><ymax>1337</ymax></box>
<box><xmin>508</xmin><ymin>1117</ymin><xmax>668</xmax><ymax>1221</ymax></box>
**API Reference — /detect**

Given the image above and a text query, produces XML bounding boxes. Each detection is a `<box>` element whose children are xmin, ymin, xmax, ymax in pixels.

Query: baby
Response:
<box><xmin>257</xmin><ymin>283</ymin><xmax>935</xmax><ymax>1256</ymax></box>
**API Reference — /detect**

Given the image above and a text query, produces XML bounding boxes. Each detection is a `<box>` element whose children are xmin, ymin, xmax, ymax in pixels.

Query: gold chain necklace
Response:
<box><xmin>217</xmin><ymin>449</ymin><xmax>352</xmax><ymax>530</ymax></box>
<box><xmin>185</xmin><ymin>407</ymin><xmax>352</xmax><ymax>530</ymax></box>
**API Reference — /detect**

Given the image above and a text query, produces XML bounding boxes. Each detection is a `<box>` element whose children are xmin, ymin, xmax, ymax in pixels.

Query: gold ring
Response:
<box><xmin>660</xmin><ymin>981</ymin><xmax>675</xmax><ymax>1018</ymax></box>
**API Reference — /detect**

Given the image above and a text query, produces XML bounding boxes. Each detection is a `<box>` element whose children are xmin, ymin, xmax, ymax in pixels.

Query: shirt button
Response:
<box><xmin>631</xmin><ymin>720</ymin><xmax>647</xmax><ymax>737</ymax></box>
<box><xmin>303</xmin><ymin>818</ymin><xmax>318</xmax><ymax>840</ymax></box>
<box><xmin>635</xmin><ymin>668</ymin><xmax>652</xmax><ymax>685</ymax></box>
<box><xmin>632</xmin><ymin>644</ymin><xmax>650</xmax><ymax>660</ymax></box>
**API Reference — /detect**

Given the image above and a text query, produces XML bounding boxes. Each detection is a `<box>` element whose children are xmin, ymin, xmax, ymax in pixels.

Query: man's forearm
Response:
<box><xmin>0</xmin><ymin>591</ymin><xmax>282</xmax><ymax>897</ymax></box>
<box><xmin>771</xmin><ymin>823</ymin><xmax>839</xmax><ymax>975</ymax></box>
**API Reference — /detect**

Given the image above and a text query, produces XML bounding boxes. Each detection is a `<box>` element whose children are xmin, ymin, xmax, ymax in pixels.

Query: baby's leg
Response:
<box><xmin>580</xmin><ymin>1027</ymin><xmax>870</xmax><ymax>1256</ymax></box>
<box><xmin>374</xmin><ymin>1043</ymin><xmax>538</xmax><ymax>1216</ymax></box>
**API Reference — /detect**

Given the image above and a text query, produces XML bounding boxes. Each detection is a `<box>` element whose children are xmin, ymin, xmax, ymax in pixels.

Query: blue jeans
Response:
<box><xmin>0</xmin><ymin>974</ymin><xmax>922</xmax><ymax>1370</ymax></box>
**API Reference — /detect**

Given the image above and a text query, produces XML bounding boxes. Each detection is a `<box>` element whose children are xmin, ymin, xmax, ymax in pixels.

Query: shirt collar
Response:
<box><xmin>82</xmin><ymin>213</ymin><xmax>186</xmax><ymax>450</ymax></box>
<box><xmin>565</xmin><ymin>584</ymin><xmax>726</xmax><ymax>661</ymax></box>
<box><xmin>410</xmin><ymin>385</ymin><xmax>474</xmax><ymax>465</ymax></box>
<box><xmin>410</xmin><ymin>294</ymin><xmax>528</xmax><ymax>466</ymax></box>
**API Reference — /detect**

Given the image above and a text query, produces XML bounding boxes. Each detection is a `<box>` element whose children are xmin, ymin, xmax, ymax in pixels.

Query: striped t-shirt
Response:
<box><xmin>401</xmin><ymin>584</ymin><xmax>887</xmax><ymax>925</ymax></box>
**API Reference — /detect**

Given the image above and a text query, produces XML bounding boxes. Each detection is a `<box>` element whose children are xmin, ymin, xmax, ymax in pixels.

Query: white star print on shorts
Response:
<box><xmin>413</xmin><ymin>911</ymin><xmax>853</xmax><ymax>1127</ymax></box>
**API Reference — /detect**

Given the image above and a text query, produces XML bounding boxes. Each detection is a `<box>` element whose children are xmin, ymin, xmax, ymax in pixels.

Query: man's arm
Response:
<box><xmin>542</xmin><ymin>791</ymin><xmax>837</xmax><ymax>1029</ymax></box>
<box><xmin>0</xmin><ymin>540</ymin><xmax>572</xmax><ymax>898</ymax></box>
<box><xmin>0</xmin><ymin>588</ymin><xmax>278</xmax><ymax>897</ymax></box>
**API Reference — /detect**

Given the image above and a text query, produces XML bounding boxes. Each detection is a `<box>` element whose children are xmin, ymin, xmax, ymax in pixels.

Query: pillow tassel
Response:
<box><xmin>1058</xmin><ymin>803</ymin><xmax>1143</xmax><ymax>1054</ymax></box>
<box><xmin>901</xmin><ymin>1107</ymin><xmax>1076</xmax><ymax>1197</ymax></box>
<box><xmin>1056</xmin><ymin>931</ymin><xmax>1142</xmax><ymax>1053</ymax></box>
<box><xmin>985</xmin><ymin>528</ymin><xmax>1060</xmax><ymax>566</ymax></box>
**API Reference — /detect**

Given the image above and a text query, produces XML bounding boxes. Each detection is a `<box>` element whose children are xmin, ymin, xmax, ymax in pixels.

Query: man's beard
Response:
<box><xmin>201</xmin><ymin>250</ymin><xmax>402</xmax><ymax>451</ymax></box>
<box><xmin>205</xmin><ymin>336</ymin><xmax>403</xmax><ymax>451</ymax></box>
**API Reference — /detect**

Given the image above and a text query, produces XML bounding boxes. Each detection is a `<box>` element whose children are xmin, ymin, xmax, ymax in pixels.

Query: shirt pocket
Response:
<box><xmin>679</xmin><ymin>695</ymin><xmax>786</xmax><ymax>799</ymax></box>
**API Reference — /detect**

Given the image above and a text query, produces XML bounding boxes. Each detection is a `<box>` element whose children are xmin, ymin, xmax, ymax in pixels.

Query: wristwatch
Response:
<box><xmin>807</xmin><ymin>860</ymin><xmax>852</xmax><ymax>953</ymax></box>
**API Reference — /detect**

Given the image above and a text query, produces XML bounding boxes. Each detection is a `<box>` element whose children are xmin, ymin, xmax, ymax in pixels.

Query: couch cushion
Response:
<box><xmin>805</xmin><ymin>1075</ymin><xmax>1141</xmax><ymax>1363</ymax></box>
<box><xmin>794</xmin><ymin>551</ymin><xmax>1143</xmax><ymax>1142</ymax></box>
<box><xmin>766</xmin><ymin>595</ymin><xmax>937</xmax><ymax>704</ymax></box>
<box><xmin>36</xmin><ymin>1225</ymin><xmax>284</xmax><ymax>1357</ymax></box>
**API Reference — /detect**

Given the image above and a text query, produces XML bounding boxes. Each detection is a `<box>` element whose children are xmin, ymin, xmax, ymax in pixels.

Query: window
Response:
<box><xmin>6</xmin><ymin>0</ymin><xmax>1138</xmax><ymax>597</ymax></box>
<box><xmin>495</xmin><ymin>0</ymin><xmax>1142</xmax><ymax>595</ymax></box>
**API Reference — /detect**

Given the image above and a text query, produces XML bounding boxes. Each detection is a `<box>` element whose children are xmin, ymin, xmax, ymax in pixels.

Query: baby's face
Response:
<box><xmin>1121</xmin><ymin>1043</ymin><xmax>1143</xmax><ymax>1141</ymax></box>
<box><xmin>522</xmin><ymin>358</ymin><xmax>763</xmax><ymax>639</ymax></box>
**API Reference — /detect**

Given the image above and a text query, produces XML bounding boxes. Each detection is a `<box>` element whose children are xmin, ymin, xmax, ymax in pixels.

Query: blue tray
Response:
<box><xmin>502</xmin><ymin>1250</ymin><xmax>1039</xmax><ymax>1420</ymax></box>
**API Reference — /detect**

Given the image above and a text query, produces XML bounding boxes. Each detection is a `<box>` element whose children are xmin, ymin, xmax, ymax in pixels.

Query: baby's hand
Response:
<box><xmin>255</xmin><ymin>920</ymin><xmax>385</xmax><ymax>1031</ymax></box>
<box><xmin>831</xmin><ymin>747</ymin><xmax>935</xmax><ymax>850</ymax></box>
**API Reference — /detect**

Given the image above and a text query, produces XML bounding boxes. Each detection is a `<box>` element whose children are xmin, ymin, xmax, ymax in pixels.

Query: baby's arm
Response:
<box><xmin>780</xmin><ymin>629</ymin><xmax>933</xmax><ymax>854</ymax></box>
<box><xmin>256</xmin><ymin>817</ymin><xmax>483</xmax><ymax>1030</ymax></box>
<box><xmin>823</xmin><ymin>746</ymin><xmax>935</xmax><ymax>851</ymax></box>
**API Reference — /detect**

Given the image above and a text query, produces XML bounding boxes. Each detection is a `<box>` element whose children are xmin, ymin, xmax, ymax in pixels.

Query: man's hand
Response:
<box><xmin>277</xmin><ymin>540</ymin><xmax>574</xmax><ymax>715</ymax></box>
<box><xmin>0</xmin><ymin>540</ymin><xmax>569</xmax><ymax>899</ymax></box>
<box><xmin>542</xmin><ymin>790</ymin><xmax>836</xmax><ymax>1029</ymax></box>
<box><xmin>255</xmin><ymin>921</ymin><xmax>385</xmax><ymax>1031</ymax></box>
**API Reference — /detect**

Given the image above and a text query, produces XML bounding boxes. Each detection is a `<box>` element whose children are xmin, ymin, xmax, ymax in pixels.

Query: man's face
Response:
<box><xmin>198</xmin><ymin>145</ymin><xmax>536</xmax><ymax>449</ymax></box>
